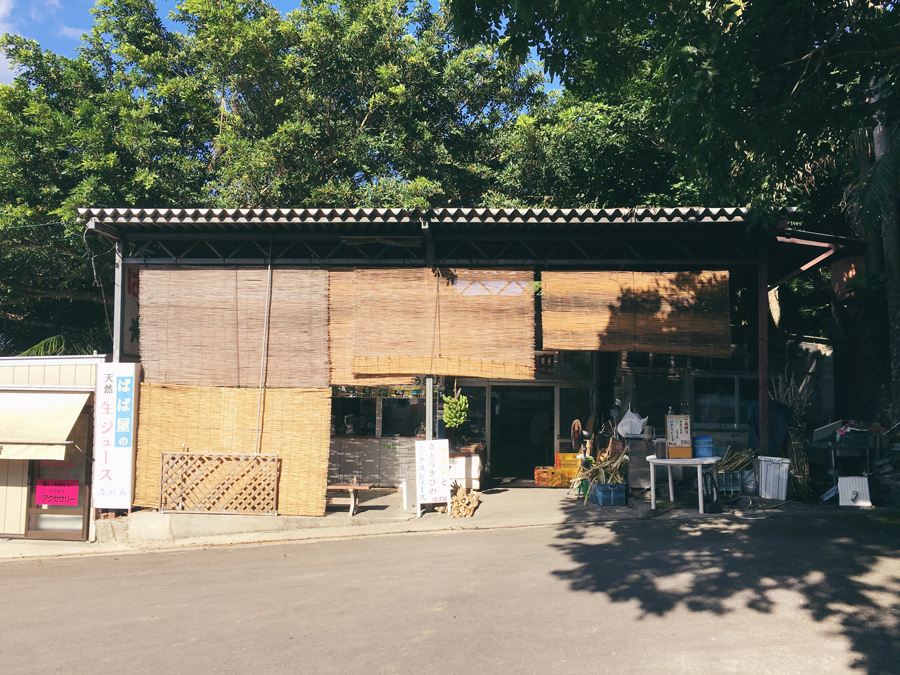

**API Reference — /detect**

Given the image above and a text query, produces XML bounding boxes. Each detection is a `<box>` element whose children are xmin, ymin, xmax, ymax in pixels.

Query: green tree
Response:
<box><xmin>483</xmin><ymin>87</ymin><xmax>699</xmax><ymax>208</ymax></box>
<box><xmin>176</xmin><ymin>0</ymin><xmax>546</xmax><ymax>207</ymax></box>
<box><xmin>0</xmin><ymin>0</ymin><xmax>547</xmax><ymax>355</ymax></box>
<box><xmin>450</xmin><ymin>0</ymin><xmax>900</xmax><ymax>419</ymax></box>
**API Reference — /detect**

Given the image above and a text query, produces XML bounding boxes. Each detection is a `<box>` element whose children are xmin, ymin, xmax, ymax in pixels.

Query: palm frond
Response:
<box><xmin>845</xmin><ymin>123</ymin><xmax>900</xmax><ymax>236</ymax></box>
<box><xmin>18</xmin><ymin>334</ymin><xmax>96</xmax><ymax>357</ymax></box>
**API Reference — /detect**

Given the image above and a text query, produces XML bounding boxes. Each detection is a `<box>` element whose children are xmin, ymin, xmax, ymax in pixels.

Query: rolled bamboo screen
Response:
<box><xmin>349</xmin><ymin>268</ymin><xmax>535</xmax><ymax>379</ymax></box>
<box><xmin>140</xmin><ymin>268</ymin><xmax>329</xmax><ymax>387</ymax></box>
<box><xmin>134</xmin><ymin>383</ymin><xmax>332</xmax><ymax>516</ymax></box>
<box><xmin>542</xmin><ymin>271</ymin><xmax>731</xmax><ymax>358</ymax></box>
<box><xmin>328</xmin><ymin>270</ymin><xmax>413</xmax><ymax>386</ymax></box>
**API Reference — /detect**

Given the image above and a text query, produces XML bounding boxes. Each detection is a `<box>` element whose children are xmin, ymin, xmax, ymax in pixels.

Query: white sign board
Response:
<box><xmin>415</xmin><ymin>439</ymin><xmax>450</xmax><ymax>517</ymax></box>
<box><xmin>92</xmin><ymin>363</ymin><xmax>141</xmax><ymax>509</ymax></box>
<box><xmin>666</xmin><ymin>414</ymin><xmax>692</xmax><ymax>447</ymax></box>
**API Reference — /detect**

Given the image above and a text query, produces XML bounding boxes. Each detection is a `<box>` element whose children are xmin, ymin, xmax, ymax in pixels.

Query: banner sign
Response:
<box><xmin>92</xmin><ymin>363</ymin><xmax>141</xmax><ymax>509</ymax></box>
<box><xmin>36</xmin><ymin>479</ymin><xmax>79</xmax><ymax>506</ymax></box>
<box><xmin>415</xmin><ymin>439</ymin><xmax>450</xmax><ymax>517</ymax></box>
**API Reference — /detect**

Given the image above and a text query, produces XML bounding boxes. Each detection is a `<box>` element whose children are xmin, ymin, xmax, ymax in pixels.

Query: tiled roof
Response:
<box><xmin>80</xmin><ymin>206</ymin><xmax>776</xmax><ymax>237</ymax></box>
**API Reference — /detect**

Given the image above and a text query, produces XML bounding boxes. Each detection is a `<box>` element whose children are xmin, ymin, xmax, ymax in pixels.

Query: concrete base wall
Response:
<box><xmin>94</xmin><ymin>508</ymin><xmax>408</xmax><ymax>545</ymax></box>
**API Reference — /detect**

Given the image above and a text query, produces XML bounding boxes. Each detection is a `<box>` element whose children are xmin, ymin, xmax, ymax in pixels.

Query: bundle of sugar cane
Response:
<box><xmin>581</xmin><ymin>451</ymin><xmax>629</xmax><ymax>488</ymax></box>
<box><xmin>719</xmin><ymin>447</ymin><xmax>756</xmax><ymax>471</ymax></box>
<box><xmin>449</xmin><ymin>482</ymin><xmax>480</xmax><ymax>518</ymax></box>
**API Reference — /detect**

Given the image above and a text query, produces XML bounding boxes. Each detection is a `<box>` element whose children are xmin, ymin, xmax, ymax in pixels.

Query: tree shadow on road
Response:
<box><xmin>552</xmin><ymin>502</ymin><xmax>900</xmax><ymax>673</ymax></box>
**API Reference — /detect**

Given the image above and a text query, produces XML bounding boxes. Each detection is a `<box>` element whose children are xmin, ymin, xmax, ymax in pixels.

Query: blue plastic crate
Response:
<box><xmin>588</xmin><ymin>482</ymin><xmax>628</xmax><ymax>506</ymax></box>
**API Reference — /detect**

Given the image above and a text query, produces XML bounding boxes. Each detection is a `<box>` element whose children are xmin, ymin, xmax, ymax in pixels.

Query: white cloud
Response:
<box><xmin>46</xmin><ymin>0</ymin><xmax>62</xmax><ymax>9</ymax></box>
<box><xmin>0</xmin><ymin>0</ymin><xmax>13</xmax><ymax>22</ymax></box>
<box><xmin>0</xmin><ymin>53</ymin><xmax>15</xmax><ymax>85</ymax></box>
<box><xmin>0</xmin><ymin>1</ymin><xmax>15</xmax><ymax>85</ymax></box>
<box><xmin>57</xmin><ymin>25</ymin><xmax>87</xmax><ymax>40</ymax></box>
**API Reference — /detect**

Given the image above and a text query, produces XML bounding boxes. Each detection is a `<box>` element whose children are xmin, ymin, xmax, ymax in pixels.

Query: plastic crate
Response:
<box><xmin>717</xmin><ymin>470</ymin><xmax>742</xmax><ymax>494</ymax></box>
<box><xmin>758</xmin><ymin>456</ymin><xmax>791</xmax><ymax>500</ymax></box>
<box><xmin>588</xmin><ymin>482</ymin><xmax>628</xmax><ymax>506</ymax></box>
<box><xmin>535</xmin><ymin>466</ymin><xmax>578</xmax><ymax>488</ymax></box>
<box><xmin>712</xmin><ymin>446</ymin><xmax>728</xmax><ymax>458</ymax></box>
<box><xmin>555</xmin><ymin>453</ymin><xmax>581</xmax><ymax>469</ymax></box>
<box><xmin>534</xmin><ymin>466</ymin><xmax>553</xmax><ymax>486</ymax></box>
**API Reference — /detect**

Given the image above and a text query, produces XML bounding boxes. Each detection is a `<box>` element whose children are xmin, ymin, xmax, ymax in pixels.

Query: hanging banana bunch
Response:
<box><xmin>442</xmin><ymin>388</ymin><xmax>469</xmax><ymax>429</ymax></box>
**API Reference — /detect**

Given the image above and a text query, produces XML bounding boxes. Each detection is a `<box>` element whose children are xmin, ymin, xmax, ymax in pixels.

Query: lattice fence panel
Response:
<box><xmin>159</xmin><ymin>453</ymin><xmax>278</xmax><ymax>515</ymax></box>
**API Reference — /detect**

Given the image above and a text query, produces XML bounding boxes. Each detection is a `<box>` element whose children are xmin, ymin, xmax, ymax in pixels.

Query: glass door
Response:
<box><xmin>25</xmin><ymin>410</ymin><xmax>92</xmax><ymax>541</ymax></box>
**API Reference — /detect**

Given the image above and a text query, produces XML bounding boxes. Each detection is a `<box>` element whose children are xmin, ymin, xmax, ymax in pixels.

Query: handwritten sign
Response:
<box><xmin>92</xmin><ymin>363</ymin><xmax>141</xmax><ymax>509</ymax></box>
<box><xmin>666</xmin><ymin>414</ymin><xmax>692</xmax><ymax>458</ymax></box>
<box><xmin>36</xmin><ymin>480</ymin><xmax>79</xmax><ymax>506</ymax></box>
<box><xmin>415</xmin><ymin>439</ymin><xmax>450</xmax><ymax>517</ymax></box>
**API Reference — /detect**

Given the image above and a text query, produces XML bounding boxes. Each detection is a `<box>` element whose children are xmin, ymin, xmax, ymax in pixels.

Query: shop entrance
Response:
<box><xmin>489</xmin><ymin>386</ymin><xmax>554</xmax><ymax>479</ymax></box>
<box><xmin>24</xmin><ymin>410</ymin><xmax>92</xmax><ymax>541</ymax></box>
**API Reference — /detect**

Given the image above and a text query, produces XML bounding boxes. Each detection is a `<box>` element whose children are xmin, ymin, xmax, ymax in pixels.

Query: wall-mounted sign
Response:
<box><xmin>415</xmin><ymin>439</ymin><xmax>450</xmax><ymax>517</ymax></box>
<box><xmin>92</xmin><ymin>363</ymin><xmax>141</xmax><ymax>509</ymax></box>
<box><xmin>36</xmin><ymin>479</ymin><xmax>79</xmax><ymax>506</ymax></box>
<box><xmin>333</xmin><ymin>375</ymin><xmax>444</xmax><ymax>400</ymax></box>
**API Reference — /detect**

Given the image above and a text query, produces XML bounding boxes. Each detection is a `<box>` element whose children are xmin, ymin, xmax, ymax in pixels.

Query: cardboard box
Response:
<box><xmin>667</xmin><ymin>445</ymin><xmax>692</xmax><ymax>459</ymax></box>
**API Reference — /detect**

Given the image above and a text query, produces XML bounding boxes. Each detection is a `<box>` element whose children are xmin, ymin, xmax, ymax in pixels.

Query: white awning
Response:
<box><xmin>0</xmin><ymin>392</ymin><xmax>90</xmax><ymax>460</ymax></box>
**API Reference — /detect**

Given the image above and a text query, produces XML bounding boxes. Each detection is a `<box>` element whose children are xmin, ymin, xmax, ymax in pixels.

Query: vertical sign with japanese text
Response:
<box><xmin>92</xmin><ymin>362</ymin><xmax>141</xmax><ymax>509</ymax></box>
<box><xmin>415</xmin><ymin>439</ymin><xmax>450</xmax><ymax>517</ymax></box>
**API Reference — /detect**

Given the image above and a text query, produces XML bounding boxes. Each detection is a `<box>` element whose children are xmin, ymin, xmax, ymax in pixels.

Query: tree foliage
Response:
<box><xmin>449</xmin><ymin>0</ymin><xmax>900</xmax><ymax>418</ymax></box>
<box><xmin>0</xmin><ymin>0</ymin><xmax>550</xmax><ymax>355</ymax></box>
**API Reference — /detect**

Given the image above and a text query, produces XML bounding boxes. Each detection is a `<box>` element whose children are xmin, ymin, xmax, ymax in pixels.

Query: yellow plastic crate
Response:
<box><xmin>555</xmin><ymin>453</ymin><xmax>581</xmax><ymax>469</ymax></box>
<box><xmin>535</xmin><ymin>465</ymin><xmax>579</xmax><ymax>487</ymax></box>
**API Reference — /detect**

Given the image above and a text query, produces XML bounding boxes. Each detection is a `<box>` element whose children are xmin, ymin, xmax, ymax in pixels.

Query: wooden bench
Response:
<box><xmin>326</xmin><ymin>483</ymin><xmax>374</xmax><ymax>517</ymax></box>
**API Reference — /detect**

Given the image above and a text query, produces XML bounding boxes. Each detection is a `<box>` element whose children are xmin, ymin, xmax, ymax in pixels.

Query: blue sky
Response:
<box><xmin>1</xmin><ymin>2</ymin><xmax>553</xmax><ymax>88</ymax></box>
<box><xmin>0</xmin><ymin>0</ymin><xmax>303</xmax><ymax>84</ymax></box>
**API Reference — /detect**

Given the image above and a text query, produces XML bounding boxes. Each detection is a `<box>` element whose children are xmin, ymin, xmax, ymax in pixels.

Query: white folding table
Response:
<box><xmin>646</xmin><ymin>455</ymin><xmax>722</xmax><ymax>514</ymax></box>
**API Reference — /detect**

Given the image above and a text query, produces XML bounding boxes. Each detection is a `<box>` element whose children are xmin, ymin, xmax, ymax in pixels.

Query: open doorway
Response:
<box><xmin>489</xmin><ymin>386</ymin><xmax>554</xmax><ymax>479</ymax></box>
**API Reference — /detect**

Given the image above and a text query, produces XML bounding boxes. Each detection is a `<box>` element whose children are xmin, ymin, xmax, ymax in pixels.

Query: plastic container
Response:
<box><xmin>758</xmin><ymin>456</ymin><xmax>791</xmax><ymax>500</ymax></box>
<box><xmin>555</xmin><ymin>453</ymin><xmax>580</xmax><ymax>469</ymax></box>
<box><xmin>717</xmin><ymin>470</ymin><xmax>742</xmax><ymax>494</ymax></box>
<box><xmin>693</xmin><ymin>436</ymin><xmax>714</xmax><ymax>458</ymax></box>
<box><xmin>588</xmin><ymin>482</ymin><xmax>628</xmax><ymax>506</ymax></box>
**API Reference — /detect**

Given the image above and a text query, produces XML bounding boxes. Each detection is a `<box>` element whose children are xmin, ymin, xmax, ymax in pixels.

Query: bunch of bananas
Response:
<box><xmin>442</xmin><ymin>391</ymin><xmax>469</xmax><ymax>429</ymax></box>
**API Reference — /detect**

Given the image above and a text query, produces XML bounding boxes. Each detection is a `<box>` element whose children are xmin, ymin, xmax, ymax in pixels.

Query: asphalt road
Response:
<box><xmin>2</xmin><ymin>510</ymin><xmax>899</xmax><ymax>675</ymax></box>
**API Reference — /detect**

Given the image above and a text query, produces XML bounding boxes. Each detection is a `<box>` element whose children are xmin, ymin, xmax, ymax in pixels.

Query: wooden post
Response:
<box><xmin>426</xmin><ymin>376</ymin><xmax>434</xmax><ymax>441</ymax></box>
<box><xmin>758</xmin><ymin>238</ymin><xmax>770</xmax><ymax>455</ymax></box>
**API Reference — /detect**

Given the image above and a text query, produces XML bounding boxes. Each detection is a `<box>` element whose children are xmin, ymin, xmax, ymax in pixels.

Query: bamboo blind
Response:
<box><xmin>349</xmin><ymin>268</ymin><xmax>535</xmax><ymax>379</ymax></box>
<box><xmin>542</xmin><ymin>271</ymin><xmax>732</xmax><ymax>358</ymax></box>
<box><xmin>328</xmin><ymin>270</ymin><xmax>413</xmax><ymax>386</ymax></box>
<box><xmin>134</xmin><ymin>383</ymin><xmax>331</xmax><ymax>516</ymax></box>
<box><xmin>140</xmin><ymin>268</ymin><xmax>330</xmax><ymax>387</ymax></box>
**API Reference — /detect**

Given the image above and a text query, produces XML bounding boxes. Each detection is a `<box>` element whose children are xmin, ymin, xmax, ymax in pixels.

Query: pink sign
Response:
<box><xmin>35</xmin><ymin>480</ymin><xmax>79</xmax><ymax>506</ymax></box>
